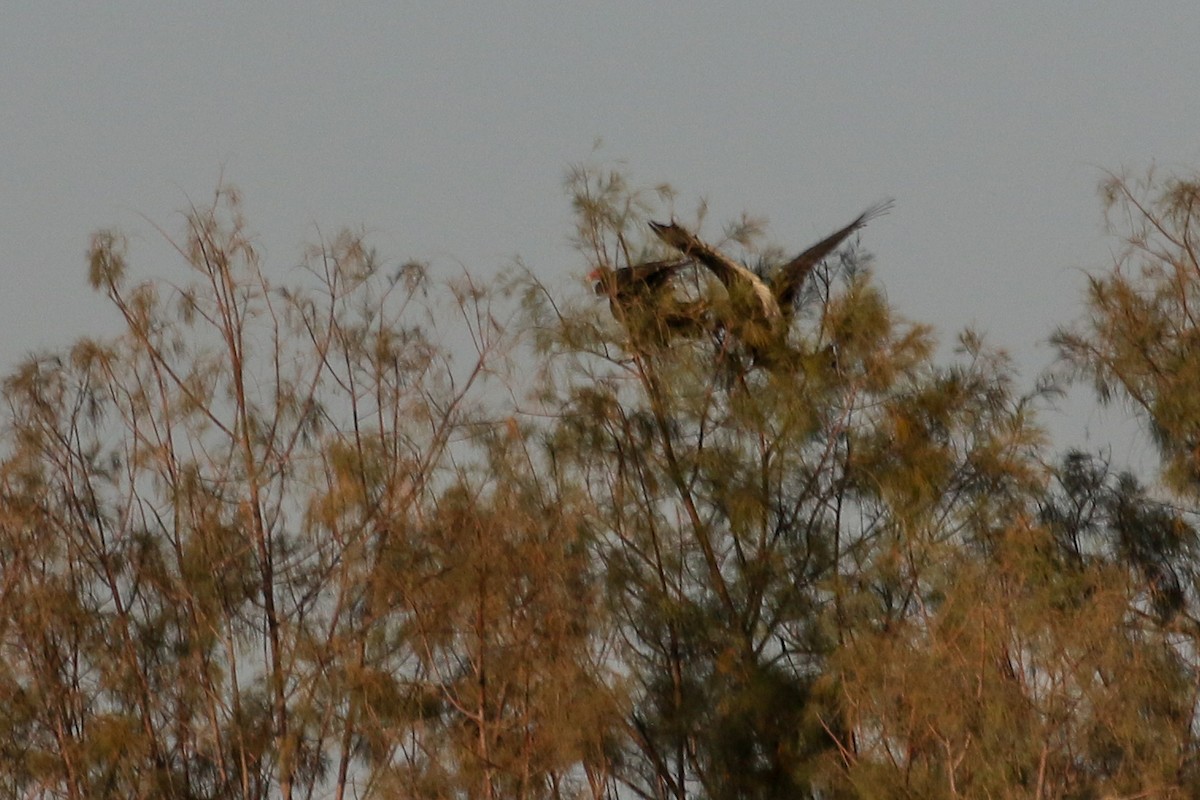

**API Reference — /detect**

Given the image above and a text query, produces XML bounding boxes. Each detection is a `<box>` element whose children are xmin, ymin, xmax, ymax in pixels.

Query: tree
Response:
<box><xmin>8</xmin><ymin>163</ymin><xmax>1200</xmax><ymax>800</ymax></box>
<box><xmin>818</xmin><ymin>169</ymin><xmax>1200</xmax><ymax>798</ymax></box>
<box><xmin>0</xmin><ymin>185</ymin><xmax>600</xmax><ymax>799</ymax></box>
<box><xmin>525</xmin><ymin>167</ymin><xmax>1073</xmax><ymax>799</ymax></box>
<box><xmin>1056</xmin><ymin>172</ymin><xmax>1200</xmax><ymax>498</ymax></box>
<box><xmin>1046</xmin><ymin>169</ymin><xmax>1200</xmax><ymax>795</ymax></box>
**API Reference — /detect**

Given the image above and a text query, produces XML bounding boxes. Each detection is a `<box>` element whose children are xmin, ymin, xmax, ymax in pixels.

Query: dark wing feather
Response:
<box><xmin>770</xmin><ymin>199</ymin><xmax>893</xmax><ymax>309</ymax></box>
<box><xmin>649</xmin><ymin>220</ymin><xmax>780</xmax><ymax>319</ymax></box>
<box><xmin>649</xmin><ymin>221</ymin><xmax>754</xmax><ymax>292</ymax></box>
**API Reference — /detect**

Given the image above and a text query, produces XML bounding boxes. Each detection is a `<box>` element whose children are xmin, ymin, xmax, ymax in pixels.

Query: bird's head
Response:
<box><xmin>587</xmin><ymin>266</ymin><xmax>614</xmax><ymax>295</ymax></box>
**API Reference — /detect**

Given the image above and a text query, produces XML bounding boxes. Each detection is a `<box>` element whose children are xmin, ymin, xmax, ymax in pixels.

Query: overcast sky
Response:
<box><xmin>4</xmin><ymin>4</ymin><xmax>1198</xmax><ymax>456</ymax></box>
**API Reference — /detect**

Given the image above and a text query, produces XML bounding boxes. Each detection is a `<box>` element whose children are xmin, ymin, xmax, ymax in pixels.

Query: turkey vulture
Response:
<box><xmin>649</xmin><ymin>200</ymin><xmax>892</xmax><ymax>325</ymax></box>
<box><xmin>588</xmin><ymin>259</ymin><xmax>690</xmax><ymax>301</ymax></box>
<box><xmin>589</xmin><ymin>259</ymin><xmax>710</xmax><ymax>344</ymax></box>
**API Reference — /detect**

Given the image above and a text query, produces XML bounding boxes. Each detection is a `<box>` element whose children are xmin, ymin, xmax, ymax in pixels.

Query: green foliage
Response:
<box><xmin>4</xmin><ymin>165</ymin><xmax>1200</xmax><ymax>799</ymax></box>
<box><xmin>1056</xmin><ymin>171</ymin><xmax>1200</xmax><ymax>497</ymax></box>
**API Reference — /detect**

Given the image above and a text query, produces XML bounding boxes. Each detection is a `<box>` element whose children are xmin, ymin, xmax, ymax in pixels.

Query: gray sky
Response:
<box><xmin>4</xmin><ymin>4</ymin><xmax>1198</xmax><ymax>456</ymax></box>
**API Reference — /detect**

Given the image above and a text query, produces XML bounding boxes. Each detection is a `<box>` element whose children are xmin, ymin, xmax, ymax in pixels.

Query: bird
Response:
<box><xmin>588</xmin><ymin>259</ymin><xmax>710</xmax><ymax>345</ymax></box>
<box><xmin>649</xmin><ymin>200</ymin><xmax>893</xmax><ymax>326</ymax></box>
<box><xmin>588</xmin><ymin>259</ymin><xmax>690</xmax><ymax>303</ymax></box>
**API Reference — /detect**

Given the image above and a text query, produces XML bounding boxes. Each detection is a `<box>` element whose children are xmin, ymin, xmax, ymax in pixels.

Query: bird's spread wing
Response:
<box><xmin>770</xmin><ymin>199</ymin><xmax>893</xmax><ymax>309</ymax></box>
<box><xmin>649</xmin><ymin>220</ymin><xmax>779</xmax><ymax>319</ymax></box>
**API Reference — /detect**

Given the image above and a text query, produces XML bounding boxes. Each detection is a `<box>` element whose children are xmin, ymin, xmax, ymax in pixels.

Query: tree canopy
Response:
<box><xmin>2</xmin><ymin>167</ymin><xmax>1200</xmax><ymax>799</ymax></box>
